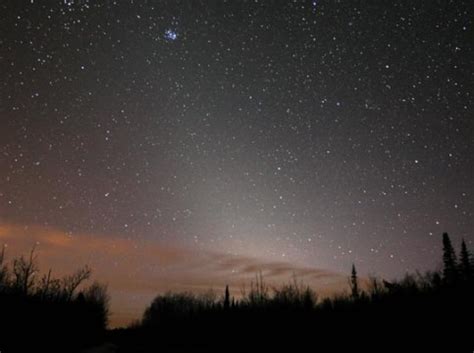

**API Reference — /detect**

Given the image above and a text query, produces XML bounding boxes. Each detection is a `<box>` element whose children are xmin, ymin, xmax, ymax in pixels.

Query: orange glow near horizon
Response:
<box><xmin>0</xmin><ymin>222</ymin><xmax>348</xmax><ymax>327</ymax></box>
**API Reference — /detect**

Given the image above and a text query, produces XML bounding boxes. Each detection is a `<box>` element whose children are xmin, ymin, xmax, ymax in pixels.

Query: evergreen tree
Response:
<box><xmin>350</xmin><ymin>264</ymin><xmax>359</xmax><ymax>299</ymax></box>
<box><xmin>442</xmin><ymin>232</ymin><xmax>457</xmax><ymax>284</ymax></box>
<box><xmin>224</xmin><ymin>285</ymin><xmax>230</xmax><ymax>310</ymax></box>
<box><xmin>459</xmin><ymin>239</ymin><xmax>472</xmax><ymax>281</ymax></box>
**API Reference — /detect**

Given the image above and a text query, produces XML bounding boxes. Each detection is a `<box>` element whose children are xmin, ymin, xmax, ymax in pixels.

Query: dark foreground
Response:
<box><xmin>4</xmin><ymin>279</ymin><xmax>473</xmax><ymax>352</ymax></box>
<box><xmin>2</xmin><ymin>233</ymin><xmax>473</xmax><ymax>352</ymax></box>
<box><xmin>105</xmin><ymin>287</ymin><xmax>472</xmax><ymax>352</ymax></box>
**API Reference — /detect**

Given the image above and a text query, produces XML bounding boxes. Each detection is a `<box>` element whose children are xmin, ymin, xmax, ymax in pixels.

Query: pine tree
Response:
<box><xmin>459</xmin><ymin>239</ymin><xmax>472</xmax><ymax>281</ymax></box>
<box><xmin>350</xmin><ymin>264</ymin><xmax>359</xmax><ymax>299</ymax></box>
<box><xmin>224</xmin><ymin>284</ymin><xmax>230</xmax><ymax>309</ymax></box>
<box><xmin>442</xmin><ymin>232</ymin><xmax>457</xmax><ymax>284</ymax></box>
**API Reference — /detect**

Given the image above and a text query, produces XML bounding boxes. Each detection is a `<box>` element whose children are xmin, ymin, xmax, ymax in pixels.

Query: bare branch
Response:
<box><xmin>62</xmin><ymin>265</ymin><xmax>92</xmax><ymax>300</ymax></box>
<box><xmin>12</xmin><ymin>245</ymin><xmax>39</xmax><ymax>295</ymax></box>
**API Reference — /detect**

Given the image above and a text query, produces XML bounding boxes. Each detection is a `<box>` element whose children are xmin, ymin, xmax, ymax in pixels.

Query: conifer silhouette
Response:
<box><xmin>459</xmin><ymin>239</ymin><xmax>472</xmax><ymax>281</ymax></box>
<box><xmin>442</xmin><ymin>232</ymin><xmax>457</xmax><ymax>284</ymax></box>
<box><xmin>350</xmin><ymin>264</ymin><xmax>359</xmax><ymax>299</ymax></box>
<box><xmin>224</xmin><ymin>285</ymin><xmax>230</xmax><ymax>310</ymax></box>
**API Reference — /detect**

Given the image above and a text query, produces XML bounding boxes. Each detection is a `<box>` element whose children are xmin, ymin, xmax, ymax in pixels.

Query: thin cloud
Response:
<box><xmin>0</xmin><ymin>222</ymin><xmax>348</xmax><ymax>327</ymax></box>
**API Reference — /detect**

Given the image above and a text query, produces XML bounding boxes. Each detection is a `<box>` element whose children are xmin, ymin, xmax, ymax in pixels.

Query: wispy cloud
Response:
<box><xmin>0</xmin><ymin>223</ymin><xmax>347</xmax><ymax>327</ymax></box>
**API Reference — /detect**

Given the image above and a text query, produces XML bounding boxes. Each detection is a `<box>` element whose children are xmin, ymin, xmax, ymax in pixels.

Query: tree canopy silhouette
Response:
<box><xmin>0</xmin><ymin>246</ymin><xmax>110</xmax><ymax>353</ymax></box>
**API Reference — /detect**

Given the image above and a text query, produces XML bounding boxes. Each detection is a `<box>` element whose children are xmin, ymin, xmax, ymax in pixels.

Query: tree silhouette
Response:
<box><xmin>0</xmin><ymin>245</ymin><xmax>9</xmax><ymax>289</ymax></box>
<box><xmin>133</xmin><ymin>233</ymin><xmax>474</xmax><ymax>352</ymax></box>
<box><xmin>12</xmin><ymin>245</ymin><xmax>38</xmax><ymax>295</ymax></box>
<box><xmin>459</xmin><ymin>239</ymin><xmax>472</xmax><ymax>281</ymax></box>
<box><xmin>442</xmin><ymin>232</ymin><xmax>457</xmax><ymax>284</ymax></box>
<box><xmin>62</xmin><ymin>265</ymin><xmax>92</xmax><ymax>300</ymax></box>
<box><xmin>82</xmin><ymin>281</ymin><xmax>111</xmax><ymax>331</ymax></box>
<box><xmin>0</xmin><ymin>246</ymin><xmax>110</xmax><ymax>352</ymax></box>
<box><xmin>224</xmin><ymin>284</ymin><xmax>230</xmax><ymax>310</ymax></box>
<box><xmin>350</xmin><ymin>263</ymin><xmax>359</xmax><ymax>299</ymax></box>
<box><xmin>2</xmin><ymin>233</ymin><xmax>473</xmax><ymax>352</ymax></box>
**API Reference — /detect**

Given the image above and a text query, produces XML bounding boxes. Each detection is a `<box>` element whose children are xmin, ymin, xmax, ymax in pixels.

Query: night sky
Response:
<box><xmin>1</xmin><ymin>0</ymin><xmax>473</xmax><ymax>325</ymax></box>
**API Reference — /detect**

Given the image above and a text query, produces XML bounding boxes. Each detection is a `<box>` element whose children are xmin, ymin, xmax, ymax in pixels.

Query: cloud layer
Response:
<box><xmin>0</xmin><ymin>223</ymin><xmax>347</xmax><ymax>327</ymax></box>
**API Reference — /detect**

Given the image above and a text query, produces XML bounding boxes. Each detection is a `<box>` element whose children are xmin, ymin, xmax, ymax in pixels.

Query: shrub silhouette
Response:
<box><xmin>271</xmin><ymin>277</ymin><xmax>317</xmax><ymax>311</ymax></box>
<box><xmin>0</xmin><ymin>246</ymin><xmax>109</xmax><ymax>352</ymax></box>
<box><xmin>142</xmin><ymin>290</ymin><xmax>218</xmax><ymax>327</ymax></box>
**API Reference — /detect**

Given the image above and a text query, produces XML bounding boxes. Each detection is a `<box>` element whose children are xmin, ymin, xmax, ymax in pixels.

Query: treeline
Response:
<box><xmin>114</xmin><ymin>232</ymin><xmax>473</xmax><ymax>352</ymax></box>
<box><xmin>1</xmin><ymin>233</ymin><xmax>472</xmax><ymax>352</ymax></box>
<box><xmin>137</xmin><ymin>232</ymin><xmax>473</xmax><ymax>321</ymax></box>
<box><xmin>0</xmin><ymin>245</ymin><xmax>109</xmax><ymax>352</ymax></box>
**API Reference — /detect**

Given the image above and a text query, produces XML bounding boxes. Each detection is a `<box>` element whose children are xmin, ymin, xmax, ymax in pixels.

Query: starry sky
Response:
<box><xmin>0</xmin><ymin>0</ymin><xmax>473</xmax><ymax>324</ymax></box>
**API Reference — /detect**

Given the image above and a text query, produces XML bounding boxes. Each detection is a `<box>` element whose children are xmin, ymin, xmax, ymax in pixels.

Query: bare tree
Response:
<box><xmin>62</xmin><ymin>265</ymin><xmax>92</xmax><ymax>300</ymax></box>
<box><xmin>0</xmin><ymin>245</ymin><xmax>10</xmax><ymax>290</ymax></box>
<box><xmin>12</xmin><ymin>245</ymin><xmax>39</xmax><ymax>295</ymax></box>
<box><xmin>367</xmin><ymin>275</ymin><xmax>385</xmax><ymax>299</ymax></box>
<box><xmin>38</xmin><ymin>268</ymin><xmax>52</xmax><ymax>300</ymax></box>
<box><xmin>0</xmin><ymin>245</ymin><xmax>5</xmax><ymax>264</ymax></box>
<box><xmin>247</xmin><ymin>271</ymin><xmax>269</xmax><ymax>305</ymax></box>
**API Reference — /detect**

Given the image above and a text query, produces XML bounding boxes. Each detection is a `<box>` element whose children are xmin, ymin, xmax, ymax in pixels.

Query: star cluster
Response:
<box><xmin>0</xmin><ymin>0</ymin><xmax>473</xmax><ymax>277</ymax></box>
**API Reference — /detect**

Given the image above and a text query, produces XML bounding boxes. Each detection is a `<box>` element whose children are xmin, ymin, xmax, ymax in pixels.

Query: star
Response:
<box><xmin>164</xmin><ymin>29</ymin><xmax>178</xmax><ymax>41</ymax></box>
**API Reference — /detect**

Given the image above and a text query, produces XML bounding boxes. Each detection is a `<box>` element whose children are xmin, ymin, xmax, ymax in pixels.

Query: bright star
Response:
<box><xmin>164</xmin><ymin>29</ymin><xmax>178</xmax><ymax>41</ymax></box>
